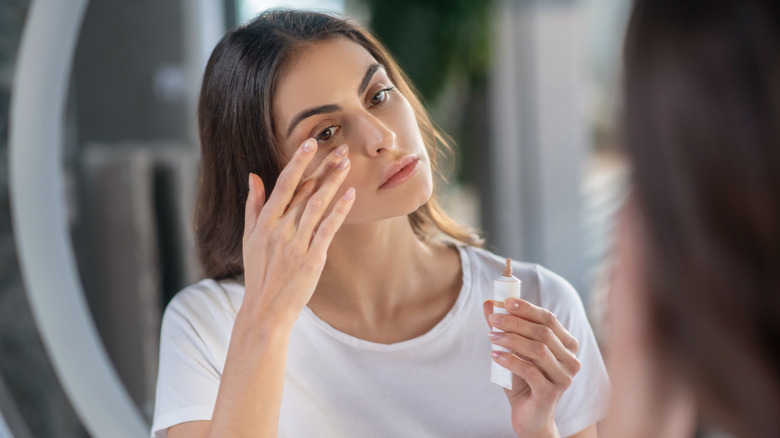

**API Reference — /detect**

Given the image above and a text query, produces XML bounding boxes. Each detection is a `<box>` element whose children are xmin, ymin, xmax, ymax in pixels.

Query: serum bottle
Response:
<box><xmin>491</xmin><ymin>258</ymin><xmax>521</xmax><ymax>390</ymax></box>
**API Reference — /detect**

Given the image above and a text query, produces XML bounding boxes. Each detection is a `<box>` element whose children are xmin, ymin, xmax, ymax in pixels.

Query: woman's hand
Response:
<box><xmin>203</xmin><ymin>139</ymin><xmax>355</xmax><ymax>438</ymax></box>
<box><xmin>242</xmin><ymin>138</ymin><xmax>355</xmax><ymax>326</ymax></box>
<box><xmin>483</xmin><ymin>298</ymin><xmax>582</xmax><ymax>438</ymax></box>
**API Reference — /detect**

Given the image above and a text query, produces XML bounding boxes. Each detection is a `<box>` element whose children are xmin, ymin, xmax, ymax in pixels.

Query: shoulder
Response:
<box><xmin>154</xmin><ymin>280</ymin><xmax>240</xmax><ymax>435</ymax></box>
<box><xmin>461</xmin><ymin>246</ymin><xmax>583</xmax><ymax>321</ymax></box>
<box><xmin>162</xmin><ymin>278</ymin><xmax>244</xmax><ymax>339</ymax></box>
<box><xmin>166</xmin><ymin>278</ymin><xmax>243</xmax><ymax>316</ymax></box>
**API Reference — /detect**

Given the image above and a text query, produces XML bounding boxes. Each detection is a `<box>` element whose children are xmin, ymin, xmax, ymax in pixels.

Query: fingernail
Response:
<box><xmin>334</xmin><ymin>144</ymin><xmax>348</xmax><ymax>157</ymax></box>
<box><xmin>489</xmin><ymin>314</ymin><xmax>503</xmax><ymax>325</ymax></box>
<box><xmin>248</xmin><ymin>174</ymin><xmax>254</xmax><ymax>193</ymax></box>
<box><xmin>488</xmin><ymin>331</ymin><xmax>502</xmax><ymax>340</ymax></box>
<box><xmin>507</xmin><ymin>299</ymin><xmax>520</xmax><ymax>310</ymax></box>
<box><xmin>343</xmin><ymin>187</ymin><xmax>355</xmax><ymax>200</ymax></box>
<box><xmin>491</xmin><ymin>351</ymin><xmax>503</xmax><ymax>360</ymax></box>
<box><xmin>301</xmin><ymin>139</ymin><xmax>315</xmax><ymax>152</ymax></box>
<box><xmin>336</xmin><ymin>157</ymin><xmax>350</xmax><ymax>170</ymax></box>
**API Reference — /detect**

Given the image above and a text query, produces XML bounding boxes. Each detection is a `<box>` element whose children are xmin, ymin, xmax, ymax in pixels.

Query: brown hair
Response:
<box><xmin>623</xmin><ymin>0</ymin><xmax>780</xmax><ymax>436</ymax></box>
<box><xmin>195</xmin><ymin>9</ymin><xmax>482</xmax><ymax>281</ymax></box>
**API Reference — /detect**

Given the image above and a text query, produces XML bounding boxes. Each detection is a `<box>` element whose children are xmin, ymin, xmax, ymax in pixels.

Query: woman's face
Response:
<box><xmin>273</xmin><ymin>37</ymin><xmax>433</xmax><ymax>224</ymax></box>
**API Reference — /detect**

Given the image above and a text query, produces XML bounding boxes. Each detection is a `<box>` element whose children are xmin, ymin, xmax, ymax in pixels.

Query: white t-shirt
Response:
<box><xmin>152</xmin><ymin>245</ymin><xmax>610</xmax><ymax>437</ymax></box>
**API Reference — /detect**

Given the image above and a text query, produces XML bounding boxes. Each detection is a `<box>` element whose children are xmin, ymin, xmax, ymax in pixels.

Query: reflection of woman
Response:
<box><xmin>152</xmin><ymin>10</ymin><xmax>609</xmax><ymax>438</ymax></box>
<box><xmin>605</xmin><ymin>1</ymin><xmax>780</xmax><ymax>437</ymax></box>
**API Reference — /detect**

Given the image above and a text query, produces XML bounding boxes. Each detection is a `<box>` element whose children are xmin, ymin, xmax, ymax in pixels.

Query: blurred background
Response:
<box><xmin>0</xmin><ymin>0</ymin><xmax>629</xmax><ymax>435</ymax></box>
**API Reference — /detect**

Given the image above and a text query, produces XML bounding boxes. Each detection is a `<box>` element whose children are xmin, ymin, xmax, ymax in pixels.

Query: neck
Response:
<box><xmin>308</xmin><ymin>215</ymin><xmax>450</xmax><ymax>321</ymax></box>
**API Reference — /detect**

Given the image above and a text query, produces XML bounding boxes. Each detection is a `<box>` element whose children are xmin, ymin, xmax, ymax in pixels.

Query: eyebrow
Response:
<box><xmin>358</xmin><ymin>63</ymin><xmax>383</xmax><ymax>96</ymax></box>
<box><xmin>285</xmin><ymin>63</ymin><xmax>385</xmax><ymax>138</ymax></box>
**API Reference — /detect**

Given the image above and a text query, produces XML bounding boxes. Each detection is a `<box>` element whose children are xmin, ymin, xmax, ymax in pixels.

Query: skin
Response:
<box><xmin>169</xmin><ymin>38</ymin><xmax>596</xmax><ymax>438</ymax></box>
<box><xmin>482</xmin><ymin>299</ymin><xmax>596</xmax><ymax>438</ymax></box>
<box><xmin>598</xmin><ymin>200</ymin><xmax>697</xmax><ymax>438</ymax></box>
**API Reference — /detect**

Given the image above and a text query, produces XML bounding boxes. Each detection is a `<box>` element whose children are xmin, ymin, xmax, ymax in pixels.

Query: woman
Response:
<box><xmin>152</xmin><ymin>9</ymin><xmax>609</xmax><ymax>438</ymax></box>
<box><xmin>604</xmin><ymin>0</ymin><xmax>780</xmax><ymax>437</ymax></box>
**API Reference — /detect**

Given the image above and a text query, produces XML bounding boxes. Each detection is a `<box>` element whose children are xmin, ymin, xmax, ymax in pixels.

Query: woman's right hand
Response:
<box><xmin>183</xmin><ymin>139</ymin><xmax>354</xmax><ymax>438</ymax></box>
<box><xmin>241</xmin><ymin>138</ymin><xmax>355</xmax><ymax>326</ymax></box>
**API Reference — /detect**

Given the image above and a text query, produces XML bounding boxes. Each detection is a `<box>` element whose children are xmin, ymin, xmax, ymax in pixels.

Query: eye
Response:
<box><xmin>369</xmin><ymin>87</ymin><xmax>395</xmax><ymax>106</ymax></box>
<box><xmin>316</xmin><ymin>125</ymin><xmax>338</xmax><ymax>143</ymax></box>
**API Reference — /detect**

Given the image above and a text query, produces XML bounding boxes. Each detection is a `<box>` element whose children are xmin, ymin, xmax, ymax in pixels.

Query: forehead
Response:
<box><xmin>273</xmin><ymin>38</ymin><xmax>379</xmax><ymax>128</ymax></box>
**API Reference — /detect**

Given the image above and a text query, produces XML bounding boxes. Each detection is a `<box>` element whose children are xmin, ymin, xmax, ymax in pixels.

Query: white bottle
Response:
<box><xmin>491</xmin><ymin>258</ymin><xmax>522</xmax><ymax>390</ymax></box>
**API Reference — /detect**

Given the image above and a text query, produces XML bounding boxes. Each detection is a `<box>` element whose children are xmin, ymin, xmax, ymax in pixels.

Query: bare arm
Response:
<box><xmin>167</xmin><ymin>318</ymin><xmax>292</xmax><ymax>438</ymax></box>
<box><xmin>168</xmin><ymin>139</ymin><xmax>354</xmax><ymax>437</ymax></box>
<box><xmin>568</xmin><ymin>424</ymin><xmax>598</xmax><ymax>438</ymax></box>
<box><xmin>168</xmin><ymin>421</ymin><xmax>208</xmax><ymax>438</ymax></box>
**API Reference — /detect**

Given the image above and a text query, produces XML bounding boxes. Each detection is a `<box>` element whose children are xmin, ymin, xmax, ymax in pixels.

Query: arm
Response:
<box><xmin>568</xmin><ymin>424</ymin><xmax>598</xmax><ymax>438</ymax></box>
<box><xmin>169</xmin><ymin>421</ymin><xmax>208</xmax><ymax>438</ymax></box>
<box><xmin>169</xmin><ymin>139</ymin><xmax>354</xmax><ymax>437</ymax></box>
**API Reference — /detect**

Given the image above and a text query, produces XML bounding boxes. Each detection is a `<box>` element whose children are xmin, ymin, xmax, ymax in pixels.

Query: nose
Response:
<box><xmin>353</xmin><ymin>112</ymin><xmax>396</xmax><ymax>157</ymax></box>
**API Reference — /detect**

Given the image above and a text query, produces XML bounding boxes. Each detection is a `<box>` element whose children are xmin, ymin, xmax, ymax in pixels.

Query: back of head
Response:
<box><xmin>622</xmin><ymin>0</ymin><xmax>780</xmax><ymax>435</ymax></box>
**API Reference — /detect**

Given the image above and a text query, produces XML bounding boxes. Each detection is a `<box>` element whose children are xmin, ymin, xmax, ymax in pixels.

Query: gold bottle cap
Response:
<box><xmin>503</xmin><ymin>258</ymin><xmax>512</xmax><ymax>277</ymax></box>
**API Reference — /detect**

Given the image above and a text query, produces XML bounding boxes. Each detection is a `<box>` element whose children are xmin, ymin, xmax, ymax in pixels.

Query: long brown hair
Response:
<box><xmin>623</xmin><ymin>0</ymin><xmax>780</xmax><ymax>436</ymax></box>
<box><xmin>195</xmin><ymin>9</ymin><xmax>482</xmax><ymax>281</ymax></box>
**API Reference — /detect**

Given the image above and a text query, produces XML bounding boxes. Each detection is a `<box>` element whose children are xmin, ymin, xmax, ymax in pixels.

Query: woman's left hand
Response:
<box><xmin>483</xmin><ymin>298</ymin><xmax>582</xmax><ymax>438</ymax></box>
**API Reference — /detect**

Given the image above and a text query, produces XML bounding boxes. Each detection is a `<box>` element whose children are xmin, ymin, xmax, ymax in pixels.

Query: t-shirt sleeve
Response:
<box><xmin>538</xmin><ymin>266</ymin><xmax>611</xmax><ymax>437</ymax></box>
<box><xmin>150</xmin><ymin>293</ymin><xmax>222</xmax><ymax>438</ymax></box>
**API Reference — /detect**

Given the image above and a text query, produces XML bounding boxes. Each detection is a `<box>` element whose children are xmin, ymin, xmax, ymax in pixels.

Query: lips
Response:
<box><xmin>379</xmin><ymin>155</ymin><xmax>421</xmax><ymax>189</ymax></box>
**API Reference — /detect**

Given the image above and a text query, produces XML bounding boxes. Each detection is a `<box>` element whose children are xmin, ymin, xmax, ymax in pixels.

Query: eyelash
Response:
<box><xmin>370</xmin><ymin>86</ymin><xmax>395</xmax><ymax>106</ymax></box>
<box><xmin>316</xmin><ymin>126</ymin><xmax>337</xmax><ymax>143</ymax></box>
<box><xmin>314</xmin><ymin>86</ymin><xmax>396</xmax><ymax>144</ymax></box>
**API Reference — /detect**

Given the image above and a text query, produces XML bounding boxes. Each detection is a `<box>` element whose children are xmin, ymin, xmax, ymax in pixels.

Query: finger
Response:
<box><xmin>243</xmin><ymin>173</ymin><xmax>266</xmax><ymax>239</ymax></box>
<box><xmin>308</xmin><ymin>187</ymin><xmax>356</xmax><ymax>255</ymax></box>
<box><xmin>295</xmin><ymin>156</ymin><xmax>350</xmax><ymax>238</ymax></box>
<box><xmin>284</xmin><ymin>178</ymin><xmax>317</xmax><ymax>215</ymax></box>
<box><xmin>488</xmin><ymin>313</ymin><xmax>575</xmax><ymax>370</ymax></box>
<box><xmin>491</xmin><ymin>351</ymin><xmax>559</xmax><ymax>402</ymax></box>
<box><xmin>286</xmin><ymin>144</ymin><xmax>349</xmax><ymax>217</ymax></box>
<box><xmin>489</xmin><ymin>331</ymin><xmax>577</xmax><ymax>386</ymax></box>
<box><xmin>302</xmin><ymin>144</ymin><xmax>349</xmax><ymax>185</ymax></box>
<box><xmin>262</xmin><ymin>138</ymin><xmax>318</xmax><ymax>221</ymax></box>
<box><xmin>504</xmin><ymin>298</ymin><xmax>580</xmax><ymax>353</ymax></box>
<box><xmin>483</xmin><ymin>300</ymin><xmax>494</xmax><ymax>329</ymax></box>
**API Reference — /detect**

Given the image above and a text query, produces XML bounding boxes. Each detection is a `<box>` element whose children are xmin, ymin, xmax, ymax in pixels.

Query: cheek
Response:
<box><xmin>325</xmin><ymin>161</ymin><xmax>367</xmax><ymax>211</ymax></box>
<box><xmin>602</xmin><ymin>206</ymin><xmax>664</xmax><ymax>437</ymax></box>
<box><xmin>610</xmin><ymin>208</ymin><xmax>652</xmax><ymax>353</ymax></box>
<box><xmin>391</xmin><ymin>96</ymin><xmax>426</xmax><ymax>148</ymax></box>
<box><xmin>296</xmin><ymin>151</ymin><xmax>334</xmax><ymax>189</ymax></box>
<box><xmin>301</xmin><ymin>154</ymin><xmax>325</xmax><ymax>180</ymax></box>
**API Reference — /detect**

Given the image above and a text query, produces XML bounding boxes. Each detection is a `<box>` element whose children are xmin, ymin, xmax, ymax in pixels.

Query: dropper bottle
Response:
<box><xmin>491</xmin><ymin>258</ymin><xmax>522</xmax><ymax>390</ymax></box>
